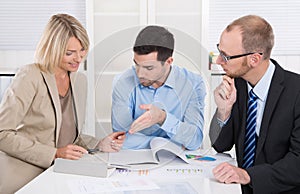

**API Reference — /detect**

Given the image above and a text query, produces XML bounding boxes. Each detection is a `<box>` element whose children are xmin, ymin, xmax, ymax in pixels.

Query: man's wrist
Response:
<box><xmin>217</xmin><ymin>108</ymin><xmax>231</xmax><ymax>121</ymax></box>
<box><xmin>158</xmin><ymin>110</ymin><xmax>166</xmax><ymax>125</ymax></box>
<box><xmin>96</xmin><ymin>140</ymin><xmax>104</xmax><ymax>152</ymax></box>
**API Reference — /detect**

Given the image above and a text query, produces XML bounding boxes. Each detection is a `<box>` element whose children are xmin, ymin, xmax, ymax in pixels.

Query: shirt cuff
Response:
<box><xmin>161</xmin><ymin>112</ymin><xmax>178</xmax><ymax>137</ymax></box>
<box><xmin>217</xmin><ymin>116</ymin><xmax>230</xmax><ymax>128</ymax></box>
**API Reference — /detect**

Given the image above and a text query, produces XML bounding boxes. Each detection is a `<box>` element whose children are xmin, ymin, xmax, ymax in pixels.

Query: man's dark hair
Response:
<box><xmin>133</xmin><ymin>26</ymin><xmax>174</xmax><ymax>62</ymax></box>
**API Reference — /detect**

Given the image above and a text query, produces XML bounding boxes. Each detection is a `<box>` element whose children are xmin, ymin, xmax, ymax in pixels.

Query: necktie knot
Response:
<box><xmin>249</xmin><ymin>89</ymin><xmax>258</xmax><ymax>101</ymax></box>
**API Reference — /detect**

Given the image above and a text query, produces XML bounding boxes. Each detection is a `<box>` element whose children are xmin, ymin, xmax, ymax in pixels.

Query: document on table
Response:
<box><xmin>109</xmin><ymin>137</ymin><xmax>189</xmax><ymax>168</ymax></box>
<box><xmin>118</xmin><ymin>181</ymin><xmax>198</xmax><ymax>194</ymax></box>
<box><xmin>67</xmin><ymin>178</ymin><xmax>159</xmax><ymax>194</ymax></box>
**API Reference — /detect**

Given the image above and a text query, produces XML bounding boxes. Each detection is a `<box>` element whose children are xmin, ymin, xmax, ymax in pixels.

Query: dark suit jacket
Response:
<box><xmin>210</xmin><ymin>59</ymin><xmax>300</xmax><ymax>194</ymax></box>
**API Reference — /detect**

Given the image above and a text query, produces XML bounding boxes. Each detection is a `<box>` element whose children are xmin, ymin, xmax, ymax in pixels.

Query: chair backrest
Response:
<box><xmin>0</xmin><ymin>73</ymin><xmax>14</xmax><ymax>102</ymax></box>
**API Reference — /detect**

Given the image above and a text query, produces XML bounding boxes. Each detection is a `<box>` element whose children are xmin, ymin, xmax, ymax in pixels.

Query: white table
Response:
<box><xmin>16</xmin><ymin>153</ymin><xmax>242</xmax><ymax>194</ymax></box>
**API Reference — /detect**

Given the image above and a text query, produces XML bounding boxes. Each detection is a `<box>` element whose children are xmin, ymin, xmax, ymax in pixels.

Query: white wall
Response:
<box><xmin>0</xmin><ymin>50</ymin><xmax>34</xmax><ymax>69</ymax></box>
<box><xmin>1</xmin><ymin>1</ymin><xmax>300</xmax><ymax>150</ymax></box>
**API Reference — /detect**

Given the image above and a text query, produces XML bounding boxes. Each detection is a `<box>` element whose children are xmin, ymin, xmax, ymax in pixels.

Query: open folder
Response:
<box><xmin>53</xmin><ymin>137</ymin><xmax>188</xmax><ymax>176</ymax></box>
<box><xmin>109</xmin><ymin>137</ymin><xmax>189</xmax><ymax>168</ymax></box>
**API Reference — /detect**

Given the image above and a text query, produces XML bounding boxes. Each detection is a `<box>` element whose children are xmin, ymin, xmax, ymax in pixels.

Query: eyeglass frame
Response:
<box><xmin>216</xmin><ymin>44</ymin><xmax>263</xmax><ymax>63</ymax></box>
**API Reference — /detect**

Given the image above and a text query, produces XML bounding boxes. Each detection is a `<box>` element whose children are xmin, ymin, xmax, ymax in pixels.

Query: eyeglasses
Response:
<box><xmin>216</xmin><ymin>44</ymin><xmax>263</xmax><ymax>63</ymax></box>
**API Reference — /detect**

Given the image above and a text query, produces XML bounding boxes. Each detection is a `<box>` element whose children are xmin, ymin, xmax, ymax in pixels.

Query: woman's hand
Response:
<box><xmin>55</xmin><ymin>144</ymin><xmax>88</xmax><ymax>160</ymax></box>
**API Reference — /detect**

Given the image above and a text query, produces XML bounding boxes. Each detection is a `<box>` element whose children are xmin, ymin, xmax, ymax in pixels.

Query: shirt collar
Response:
<box><xmin>247</xmin><ymin>60</ymin><xmax>275</xmax><ymax>102</ymax></box>
<box><xmin>164</xmin><ymin>65</ymin><xmax>175</xmax><ymax>88</ymax></box>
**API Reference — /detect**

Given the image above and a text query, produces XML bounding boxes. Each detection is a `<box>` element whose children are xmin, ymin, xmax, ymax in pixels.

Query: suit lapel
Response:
<box><xmin>236</xmin><ymin>79</ymin><xmax>248</xmax><ymax>164</ymax></box>
<box><xmin>255</xmin><ymin>60</ymin><xmax>284</xmax><ymax>159</ymax></box>
<box><xmin>41</xmin><ymin>71</ymin><xmax>62</xmax><ymax>146</ymax></box>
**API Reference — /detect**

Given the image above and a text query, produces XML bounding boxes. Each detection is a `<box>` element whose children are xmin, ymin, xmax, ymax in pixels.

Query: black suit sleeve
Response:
<box><xmin>209</xmin><ymin>108</ymin><xmax>236</xmax><ymax>153</ymax></box>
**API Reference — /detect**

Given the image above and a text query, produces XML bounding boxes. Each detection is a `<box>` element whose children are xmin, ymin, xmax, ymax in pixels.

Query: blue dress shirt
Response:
<box><xmin>248</xmin><ymin>61</ymin><xmax>275</xmax><ymax>136</ymax></box>
<box><xmin>111</xmin><ymin>65</ymin><xmax>206</xmax><ymax>150</ymax></box>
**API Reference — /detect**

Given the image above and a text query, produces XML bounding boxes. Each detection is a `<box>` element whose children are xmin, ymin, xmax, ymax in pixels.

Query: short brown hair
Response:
<box><xmin>226</xmin><ymin>15</ymin><xmax>274</xmax><ymax>60</ymax></box>
<box><xmin>133</xmin><ymin>26</ymin><xmax>174</xmax><ymax>62</ymax></box>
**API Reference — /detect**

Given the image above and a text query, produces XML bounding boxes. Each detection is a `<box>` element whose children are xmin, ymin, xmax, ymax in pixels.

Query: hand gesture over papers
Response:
<box><xmin>214</xmin><ymin>76</ymin><xmax>236</xmax><ymax>121</ymax></box>
<box><xmin>98</xmin><ymin>131</ymin><xmax>126</xmax><ymax>152</ymax></box>
<box><xmin>213</xmin><ymin>162</ymin><xmax>250</xmax><ymax>185</ymax></box>
<box><xmin>129</xmin><ymin>104</ymin><xmax>166</xmax><ymax>134</ymax></box>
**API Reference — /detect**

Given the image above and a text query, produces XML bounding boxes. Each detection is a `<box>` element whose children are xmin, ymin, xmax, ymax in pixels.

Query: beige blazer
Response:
<box><xmin>0</xmin><ymin>64</ymin><xmax>98</xmax><ymax>193</ymax></box>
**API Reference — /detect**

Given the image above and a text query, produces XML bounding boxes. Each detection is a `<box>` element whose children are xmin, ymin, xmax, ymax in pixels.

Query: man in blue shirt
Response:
<box><xmin>112</xmin><ymin>26</ymin><xmax>206</xmax><ymax>150</ymax></box>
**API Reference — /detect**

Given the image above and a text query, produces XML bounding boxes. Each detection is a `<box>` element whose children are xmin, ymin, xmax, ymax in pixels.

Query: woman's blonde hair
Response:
<box><xmin>34</xmin><ymin>14</ymin><xmax>89</xmax><ymax>73</ymax></box>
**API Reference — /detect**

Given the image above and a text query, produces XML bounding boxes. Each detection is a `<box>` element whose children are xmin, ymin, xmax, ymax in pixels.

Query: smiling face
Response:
<box><xmin>57</xmin><ymin>36</ymin><xmax>87</xmax><ymax>74</ymax></box>
<box><xmin>133</xmin><ymin>52</ymin><xmax>172</xmax><ymax>88</ymax></box>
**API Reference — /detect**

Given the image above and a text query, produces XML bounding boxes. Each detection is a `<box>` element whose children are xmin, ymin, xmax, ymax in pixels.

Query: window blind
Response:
<box><xmin>209</xmin><ymin>0</ymin><xmax>300</xmax><ymax>56</ymax></box>
<box><xmin>0</xmin><ymin>0</ymin><xmax>86</xmax><ymax>50</ymax></box>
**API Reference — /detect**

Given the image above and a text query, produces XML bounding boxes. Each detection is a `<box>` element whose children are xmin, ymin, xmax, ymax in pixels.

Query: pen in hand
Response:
<box><xmin>87</xmin><ymin>148</ymin><xmax>99</xmax><ymax>154</ymax></box>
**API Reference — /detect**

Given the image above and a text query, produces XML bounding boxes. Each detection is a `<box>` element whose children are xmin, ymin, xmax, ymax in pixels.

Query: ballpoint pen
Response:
<box><xmin>87</xmin><ymin>148</ymin><xmax>100</xmax><ymax>154</ymax></box>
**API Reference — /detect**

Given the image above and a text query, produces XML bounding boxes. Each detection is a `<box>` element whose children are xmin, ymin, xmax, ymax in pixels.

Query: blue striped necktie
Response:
<box><xmin>242</xmin><ymin>89</ymin><xmax>258</xmax><ymax>169</ymax></box>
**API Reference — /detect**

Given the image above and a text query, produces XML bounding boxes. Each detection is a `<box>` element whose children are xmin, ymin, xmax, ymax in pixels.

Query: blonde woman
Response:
<box><xmin>0</xmin><ymin>14</ymin><xmax>125</xmax><ymax>193</ymax></box>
